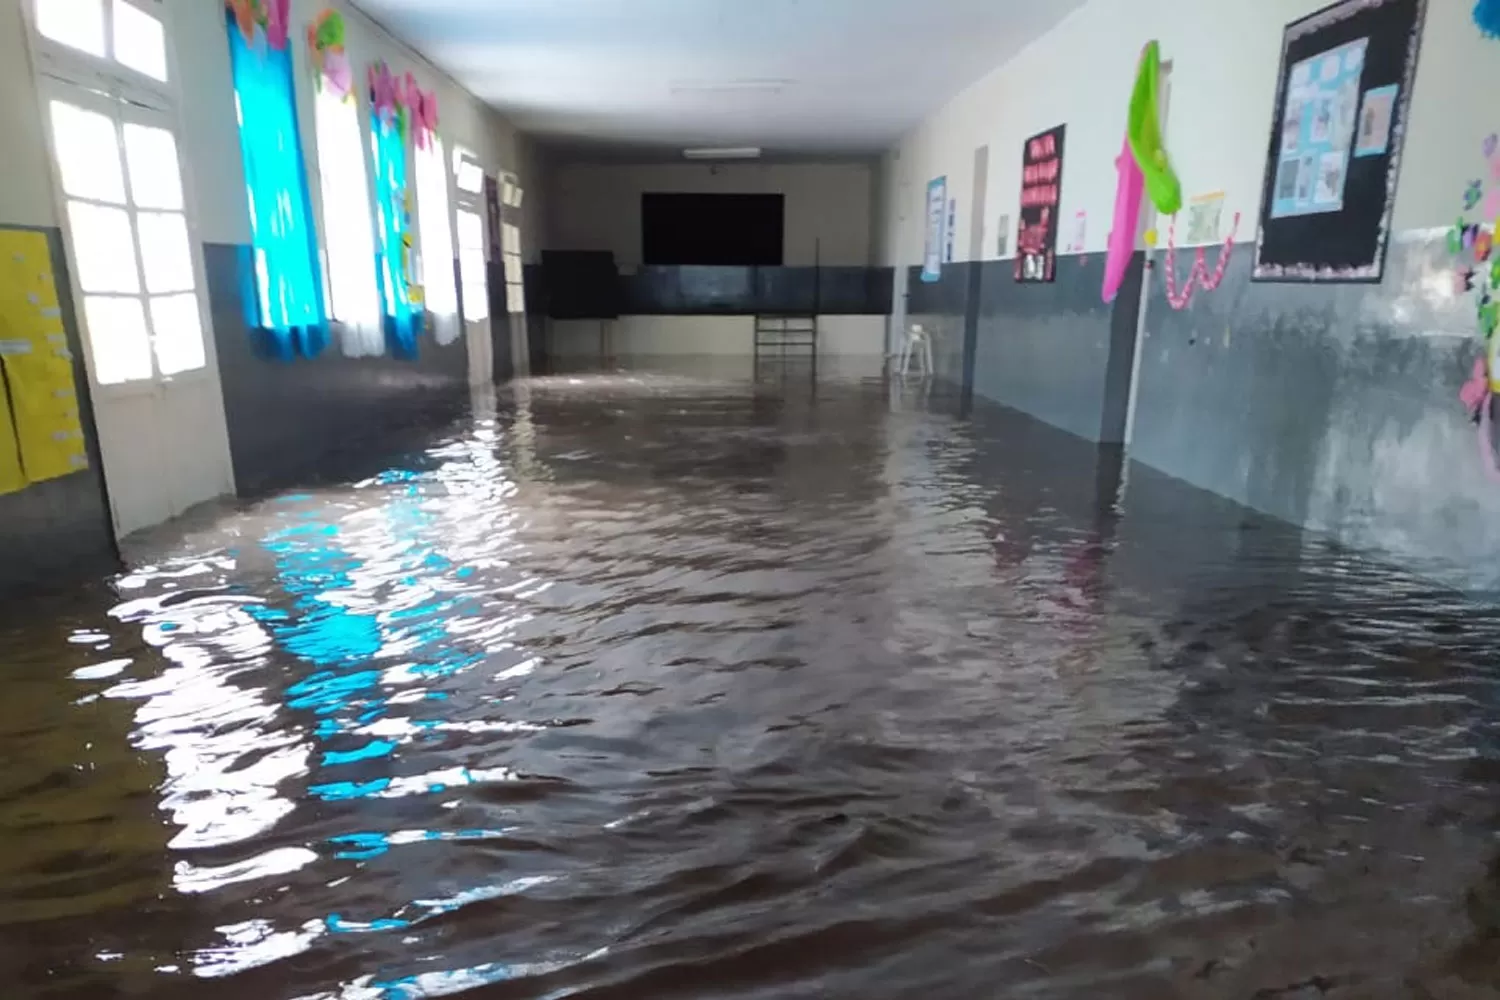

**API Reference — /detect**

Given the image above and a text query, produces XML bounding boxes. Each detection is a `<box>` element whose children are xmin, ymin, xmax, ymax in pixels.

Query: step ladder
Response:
<box><xmin>754</xmin><ymin>314</ymin><xmax>818</xmax><ymax>375</ymax></box>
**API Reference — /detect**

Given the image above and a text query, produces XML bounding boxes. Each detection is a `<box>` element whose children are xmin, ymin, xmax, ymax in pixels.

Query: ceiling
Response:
<box><xmin>351</xmin><ymin>0</ymin><xmax>1084</xmax><ymax>157</ymax></box>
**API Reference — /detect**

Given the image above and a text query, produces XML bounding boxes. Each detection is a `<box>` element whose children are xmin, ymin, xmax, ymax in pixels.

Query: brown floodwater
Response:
<box><xmin>4</xmin><ymin>362</ymin><xmax>1500</xmax><ymax>999</ymax></box>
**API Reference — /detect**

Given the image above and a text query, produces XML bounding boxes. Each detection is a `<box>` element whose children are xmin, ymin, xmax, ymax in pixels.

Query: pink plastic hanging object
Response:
<box><xmin>1103</xmin><ymin>134</ymin><xmax>1145</xmax><ymax>303</ymax></box>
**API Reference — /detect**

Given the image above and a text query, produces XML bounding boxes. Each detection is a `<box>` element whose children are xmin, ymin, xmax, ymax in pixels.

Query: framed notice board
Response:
<box><xmin>1016</xmin><ymin>124</ymin><xmax>1066</xmax><ymax>283</ymax></box>
<box><xmin>1252</xmin><ymin>0</ymin><xmax>1426</xmax><ymax>282</ymax></box>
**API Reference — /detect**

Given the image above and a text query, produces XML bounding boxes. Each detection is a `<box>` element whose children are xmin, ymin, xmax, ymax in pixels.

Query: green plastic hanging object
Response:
<box><xmin>1127</xmin><ymin>41</ymin><xmax>1182</xmax><ymax>217</ymax></box>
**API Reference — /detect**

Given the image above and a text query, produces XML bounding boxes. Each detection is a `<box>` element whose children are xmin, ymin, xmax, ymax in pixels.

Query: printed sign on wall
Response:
<box><xmin>1016</xmin><ymin>124</ymin><xmax>1066</xmax><ymax>283</ymax></box>
<box><xmin>922</xmin><ymin>176</ymin><xmax>947</xmax><ymax>282</ymax></box>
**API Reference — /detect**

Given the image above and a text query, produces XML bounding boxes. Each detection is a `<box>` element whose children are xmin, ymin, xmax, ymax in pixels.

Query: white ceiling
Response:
<box><xmin>351</xmin><ymin>0</ymin><xmax>1084</xmax><ymax>157</ymax></box>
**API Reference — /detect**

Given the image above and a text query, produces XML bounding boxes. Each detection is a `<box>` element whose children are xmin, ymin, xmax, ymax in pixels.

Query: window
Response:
<box><xmin>502</xmin><ymin>222</ymin><xmax>525</xmax><ymax>315</ymax></box>
<box><xmin>499</xmin><ymin>173</ymin><xmax>526</xmax><ymax>316</ymax></box>
<box><xmin>226</xmin><ymin>7</ymin><xmax>326</xmax><ymax>359</ymax></box>
<box><xmin>415</xmin><ymin>138</ymin><xmax>460</xmax><ymax>346</ymax></box>
<box><xmin>369</xmin><ymin>64</ymin><xmax>417</xmax><ymax>357</ymax></box>
<box><xmin>452</xmin><ymin>147</ymin><xmax>488</xmax><ymax>323</ymax></box>
<box><xmin>312</xmin><ymin>85</ymin><xmax>382</xmax><ymax>357</ymax></box>
<box><xmin>31</xmin><ymin>0</ymin><xmax>209</xmax><ymax>386</ymax></box>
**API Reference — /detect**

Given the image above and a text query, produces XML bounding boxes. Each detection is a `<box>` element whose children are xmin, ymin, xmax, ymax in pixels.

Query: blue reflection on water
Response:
<box><xmin>251</xmin><ymin>479</ymin><xmax>489</xmax><ymax>806</ymax></box>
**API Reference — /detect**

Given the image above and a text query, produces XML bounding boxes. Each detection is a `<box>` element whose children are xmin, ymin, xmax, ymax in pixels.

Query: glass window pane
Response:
<box><xmin>149</xmin><ymin>293</ymin><xmax>206</xmax><ymax>375</ymax></box>
<box><xmin>506</xmin><ymin>282</ymin><xmax>525</xmax><ymax>313</ymax></box>
<box><xmin>67</xmin><ymin>200</ymin><xmax>140</xmax><ymax>294</ymax></box>
<box><xmin>83</xmin><ymin>295</ymin><xmax>153</xmax><ymax>384</ymax></box>
<box><xmin>113</xmin><ymin>1</ymin><xmax>167</xmax><ymax>81</ymax></box>
<box><xmin>455</xmin><ymin>160</ymin><xmax>483</xmax><ymax>195</ymax></box>
<box><xmin>136</xmin><ymin>211</ymin><xmax>194</xmax><ymax>293</ymax></box>
<box><xmin>37</xmin><ymin>0</ymin><xmax>106</xmax><ymax>57</ymax></box>
<box><xmin>456</xmin><ymin>210</ymin><xmax>484</xmax><ymax>251</ymax></box>
<box><xmin>415</xmin><ymin>140</ymin><xmax>458</xmax><ymax>319</ymax></box>
<box><xmin>501</xmin><ymin>223</ymin><xmax>521</xmax><ymax>256</ymax></box>
<box><xmin>462</xmin><ymin>283</ymin><xmax>488</xmax><ymax>321</ymax></box>
<box><xmin>50</xmin><ymin>101</ymin><xmax>126</xmax><ymax>204</ymax></box>
<box><xmin>122</xmin><ymin>123</ymin><xmax>184</xmax><ymax>209</ymax></box>
<box><xmin>314</xmin><ymin>88</ymin><xmax>381</xmax><ymax>331</ymax></box>
<box><xmin>503</xmin><ymin>256</ymin><xmax>522</xmax><ymax>284</ymax></box>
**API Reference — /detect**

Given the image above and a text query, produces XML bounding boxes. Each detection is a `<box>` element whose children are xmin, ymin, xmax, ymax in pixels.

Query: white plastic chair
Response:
<box><xmin>896</xmin><ymin>323</ymin><xmax>934</xmax><ymax>378</ymax></box>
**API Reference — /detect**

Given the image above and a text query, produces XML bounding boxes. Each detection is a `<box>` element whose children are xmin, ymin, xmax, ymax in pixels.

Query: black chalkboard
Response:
<box><xmin>1252</xmin><ymin>0</ymin><xmax>1427</xmax><ymax>282</ymax></box>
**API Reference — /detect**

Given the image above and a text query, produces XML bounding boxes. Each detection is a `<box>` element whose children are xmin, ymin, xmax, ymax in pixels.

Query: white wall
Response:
<box><xmin>0</xmin><ymin>0</ymin><xmax>62</xmax><ymax>227</ymax></box>
<box><xmin>549</xmin><ymin>161</ymin><xmax>876</xmax><ymax>266</ymax></box>
<box><xmin>879</xmin><ymin>0</ymin><xmax>1487</xmax><ymax>267</ymax></box>
<box><xmin>0</xmin><ymin>0</ymin><xmax>539</xmax><ymax>247</ymax></box>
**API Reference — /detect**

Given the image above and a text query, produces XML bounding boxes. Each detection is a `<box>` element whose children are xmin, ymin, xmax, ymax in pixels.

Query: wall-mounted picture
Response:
<box><xmin>1252</xmin><ymin>0</ymin><xmax>1426</xmax><ymax>283</ymax></box>
<box><xmin>1015</xmin><ymin>124</ymin><xmax>1066</xmax><ymax>283</ymax></box>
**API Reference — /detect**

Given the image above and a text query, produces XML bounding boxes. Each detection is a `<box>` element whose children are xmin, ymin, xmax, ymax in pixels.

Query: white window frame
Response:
<box><xmin>452</xmin><ymin>146</ymin><xmax>489</xmax><ymax>324</ymax></box>
<box><xmin>309</xmin><ymin>83</ymin><xmax>383</xmax><ymax>358</ymax></box>
<box><xmin>415</xmin><ymin>136</ymin><xmax>460</xmax><ymax>345</ymax></box>
<box><xmin>498</xmin><ymin>171</ymin><xmax>526</xmax><ymax>316</ymax></box>
<box><xmin>23</xmin><ymin>0</ymin><xmax>213</xmax><ymax>398</ymax></box>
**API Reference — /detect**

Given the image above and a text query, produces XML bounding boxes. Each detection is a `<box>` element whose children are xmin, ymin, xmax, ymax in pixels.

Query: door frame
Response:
<box><xmin>24</xmin><ymin>0</ymin><xmax>236</xmax><ymax>539</ymax></box>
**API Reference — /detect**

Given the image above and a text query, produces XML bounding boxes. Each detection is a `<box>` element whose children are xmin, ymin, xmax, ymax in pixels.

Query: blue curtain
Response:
<box><xmin>371</xmin><ymin>117</ymin><xmax>419</xmax><ymax>359</ymax></box>
<box><xmin>225</xmin><ymin>13</ymin><xmax>327</xmax><ymax>360</ymax></box>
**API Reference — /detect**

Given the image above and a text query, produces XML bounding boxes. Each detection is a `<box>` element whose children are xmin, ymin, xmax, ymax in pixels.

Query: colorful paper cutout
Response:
<box><xmin>1475</xmin><ymin>0</ymin><xmax>1500</xmax><ymax>39</ymax></box>
<box><xmin>227</xmin><ymin>0</ymin><xmax>289</xmax><ymax>50</ymax></box>
<box><xmin>308</xmin><ymin>9</ymin><xmax>352</xmax><ymax>99</ymax></box>
<box><xmin>369</xmin><ymin>61</ymin><xmax>410</xmax><ymax>139</ymax></box>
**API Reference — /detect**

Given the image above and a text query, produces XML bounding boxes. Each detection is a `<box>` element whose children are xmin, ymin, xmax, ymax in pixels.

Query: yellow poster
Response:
<box><xmin>0</xmin><ymin>365</ymin><xmax>22</xmax><ymax>496</ymax></box>
<box><xmin>0</xmin><ymin>229</ymin><xmax>89</xmax><ymax>485</ymax></box>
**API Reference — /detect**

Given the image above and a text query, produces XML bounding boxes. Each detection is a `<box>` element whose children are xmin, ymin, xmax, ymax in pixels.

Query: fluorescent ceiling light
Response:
<box><xmin>670</xmin><ymin>79</ymin><xmax>792</xmax><ymax>95</ymax></box>
<box><xmin>683</xmin><ymin>147</ymin><xmax>761</xmax><ymax>160</ymax></box>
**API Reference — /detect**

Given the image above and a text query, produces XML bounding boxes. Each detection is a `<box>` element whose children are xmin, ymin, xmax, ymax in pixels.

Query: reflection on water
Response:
<box><xmin>5</xmin><ymin>365</ymin><xmax>1500</xmax><ymax>998</ymax></box>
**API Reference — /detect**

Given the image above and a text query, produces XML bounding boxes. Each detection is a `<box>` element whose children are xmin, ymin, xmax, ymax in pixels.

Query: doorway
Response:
<box><xmin>33</xmin><ymin>22</ymin><xmax>235</xmax><ymax>539</ymax></box>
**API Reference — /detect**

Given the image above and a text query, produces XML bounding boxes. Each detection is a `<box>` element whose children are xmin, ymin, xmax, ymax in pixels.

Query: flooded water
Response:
<box><xmin>5</xmin><ymin>364</ymin><xmax>1500</xmax><ymax>999</ymax></box>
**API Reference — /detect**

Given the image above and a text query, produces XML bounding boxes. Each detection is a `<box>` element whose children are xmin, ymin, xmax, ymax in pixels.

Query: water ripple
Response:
<box><xmin>4</xmin><ymin>373</ymin><xmax>1500</xmax><ymax>997</ymax></box>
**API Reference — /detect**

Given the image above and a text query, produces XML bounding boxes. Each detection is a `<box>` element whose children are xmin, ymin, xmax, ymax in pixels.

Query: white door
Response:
<box><xmin>41</xmin><ymin>82</ymin><xmax>234</xmax><ymax>538</ymax></box>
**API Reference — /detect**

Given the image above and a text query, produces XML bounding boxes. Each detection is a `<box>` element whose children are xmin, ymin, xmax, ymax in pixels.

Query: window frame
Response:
<box><xmin>23</xmin><ymin>0</ymin><xmax>214</xmax><ymax>396</ymax></box>
<box><xmin>498</xmin><ymin>171</ymin><xmax>525</xmax><ymax>316</ymax></box>
<box><xmin>414</xmin><ymin>135</ymin><xmax>461</xmax><ymax>345</ymax></box>
<box><xmin>452</xmin><ymin>146</ymin><xmax>489</xmax><ymax>325</ymax></box>
<box><xmin>308</xmin><ymin>81</ymin><xmax>384</xmax><ymax>357</ymax></box>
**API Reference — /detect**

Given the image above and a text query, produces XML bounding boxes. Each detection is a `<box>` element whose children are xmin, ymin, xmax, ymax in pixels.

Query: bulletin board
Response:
<box><xmin>0</xmin><ymin>229</ymin><xmax>89</xmax><ymax>492</ymax></box>
<box><xmin>1016</xmin><ymin>125</ymin><xmax>1066</xmax><ymax>283</ymax></box>
<box><xmin>1252</xmin><ymin>0</ymin><xmax>1427</xmax><ymax>282</ymax></box>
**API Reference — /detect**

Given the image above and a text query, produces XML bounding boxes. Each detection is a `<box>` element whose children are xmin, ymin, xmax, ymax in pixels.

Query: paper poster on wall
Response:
<box><xmin>0</xmin><ymin>229</ymin><xmax>88</xmax><ymax>485</ymax></box>
<box><xmin>1354</xmin><ymin>84</ymin><xmax>1398</xmax><ymax>156</ymax></box>
<box><xmin>1185</xmin><ymin>191</ymin><xmax>1226</xmax><ymax>244</ymax></box>
<box><xmin>1271</xmin><ymin>37</ymin><xmax>1365</xmax><ymax>218</ymax></box>
<box><xmin>1016</xmin><ymin>124</ymin><xmax>1066</xmax><ymax>283</ymax></box>
<box><xmin>922</xmin><ymin>176</ymin><xmax>947</xmax><ymax>282</ymax></box>
<box><xmin>1066</xmin><ymin>210</ymin><xmax>1087</xmax><ymax>252</ymax></box>
<box><xmin>944</xmin><ymin>198</ymin><xmax>957</xmax><ymax>263</ymax></box>
<box><xmin>996</xmin><ymin>214</ymin><xmax>1011</xmax><ymax>257</ymax></box>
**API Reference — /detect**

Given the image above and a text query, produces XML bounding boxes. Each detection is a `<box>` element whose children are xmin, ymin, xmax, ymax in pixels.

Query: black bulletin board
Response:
<box><xmin>1252</xmin><ymin>0</ymin><xmax>1426</xmax><ymax>282</ymax></box>
<box><xmin>1016</xmin><ymin>124</ymin><xmax>1066</xmax><ymax>283</ymax></box>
